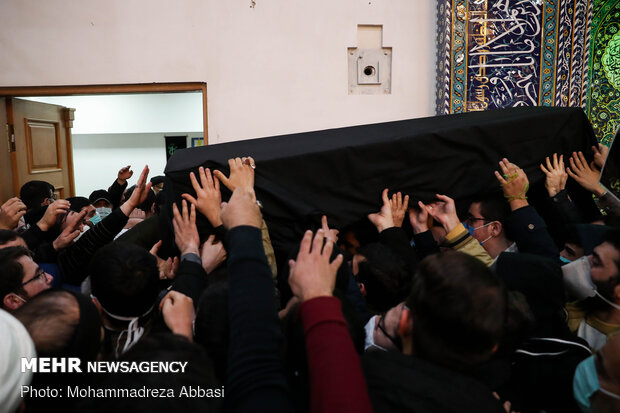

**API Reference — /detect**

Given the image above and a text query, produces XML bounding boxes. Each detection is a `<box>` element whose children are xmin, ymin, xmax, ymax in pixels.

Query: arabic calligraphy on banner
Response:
<box><xmin>467</xmin><ymin>0</ymin><xmax>542</xmax><ymax>111</ymax></box>
<box><xmin>436</xmin><ymin>0</ymin><xmax>591</xmax><ymax>116</ymax></box>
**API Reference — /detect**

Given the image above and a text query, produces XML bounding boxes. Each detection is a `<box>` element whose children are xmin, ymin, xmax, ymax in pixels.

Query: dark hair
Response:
<box><xmin>125</xmin><ymin>186</ymin><xmax>156</xmax><ymax>213</ymax></box>
<box><xmin>0</xmin><ymin>230</ymin><xmax>21</xmax><ymax>246</ymax></box>
<box><xmin>406</xmin><ymin>251</ymin><xmax>506</xmax><ymax>372</ymax></box>
<box><xmin>19</xmin><ymin>180</ymin><xmax>54</xmax><ymax>210</ymax></box>
<box><xmin>14</xmin><ymin>290</ymin><xmax>78</xmax><ymax>356</ymax></box>
<box><xmin>0</xmin><ymin>246</ymin><xmax>30</xmax><ymax>305</ymax></box>
<box><xmin>89</xmin><ymin>242</ymin><xmax>159</xmax><ymax>317</ymax></box>
<box><xmin>78</xmin><ymin>333</ymin><xmax>221</xmax><ymax>412</ymax></box>
<box><xmin>602</xmin><ymin>228</ymin><xmax>620</xmax><ymax>271</ymax></box>
<box><xmin>356</xmin><ymin>243</ymin><xmax>411</xmax><ymax>313</ymax></box>
<box><xmin>65</xmin><ymin>196</ymin><xmax>92</xmax><ymax>213</ymax></box>
<box><xmin>471</xmin><ymin>192</ymin><xmax>512</xmax><ymax>240</ymax></box>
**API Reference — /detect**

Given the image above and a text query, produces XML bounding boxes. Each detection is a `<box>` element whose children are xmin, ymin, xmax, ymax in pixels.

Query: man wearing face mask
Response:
<box><xmin>88</xmin><ymin>189</ymin><xmax>114</xmax><ymax>222</ymax></box>
<box><xmin>573</xmin><ymin>334</ymin><xmax>620</xmax><ymax>412</ymax></box>
<box><xmin>564</xmin><ymin>229</ymin><xmax>620</xmax><ymax>351</ymax></box>
<box><xmin>427</xmin><ymin>159</ymin><xmax>559</xmax><ymax>266</ymax></box>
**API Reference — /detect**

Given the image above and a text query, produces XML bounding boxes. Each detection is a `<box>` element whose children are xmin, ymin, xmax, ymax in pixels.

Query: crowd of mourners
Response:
<box><xmin>0</xmin><ymin>141</ymin><xmax>619</xmax><ymax>413</ymax></box>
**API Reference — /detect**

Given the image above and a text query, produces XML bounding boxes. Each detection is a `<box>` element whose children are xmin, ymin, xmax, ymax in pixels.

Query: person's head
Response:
<box><xmin>366</xmin><ymin>301</ymin><xmax>406</xmax><ymax>352</ymax></box>
<box><xmin>124</xmin><ymin>186</ymin><xmax>156</xmax><ymax>215</ymax></box>
<box><xmin>466</xmin><ymin>193</ymin><xmax>512</xmax><ymax>258</ymax></box>
<box><xmin>64</xmin><ymin>196</ymin><xmax>96</xmax><ymax>227</ymax></box>
<box><xmin>573</xmin><ymin>334</ymin><xmax>620</xmax><ymax>412</ymax></box>
<box><xmin>0</xmin><ymin>247</ymin><xmax>53</xmax><ymax>311</ymax></box>
<box><xmin>150</xmin><ymin>176</ymin><xmax>165</xmax><ymax>195</ymax></box>
<box><xmin>88</xmin><ymin>190</ymin><xmax>112</xmax><ymax>209</ymax></box>
<box><xmin>90</xmin><ymin>243</ymin><xmax>159</xmax><ymax>356</ymax></box>
<box><xmin>588</xmin><ymin>229</ymin><xmax>620</xmax><ymax>308</ymax></box>
<box><xmin>19</xmin><ymin>180</ymin><xmax>55</xmax><ymax>210</ymax></box>
<box><xmin>561</xmin><ymin>224</ymin><xmax>608</xmax><ymax>263</ymax></box>
<box><xmin>400</xmin><ymin>251</ymin><xmax>506</xmax><ymax>372</ymax></box>
<box><xmin>355</xmin><ymin>243</ymin><xmax>410</xmax><ymax>313</ymax></box>
<box><xmin>496</xmin><ymin>252</ymin><xmax>569</xmax><ymax>339</ymax></box>
<box><xmin>90</xmin><ymin>243</ymin><xmax>159</xmax><ymax>320</ymax></box>
<box><xmin>0</xmin><ymin>308</ymin><xmax>36</xmax><ymax>413</ymax></box>
<box><xmin>0</xmin><ymin>230</ymin><xmax>27</xmax><ymax>249</ymax></box>
<box><xmin>14</xmin><ymin>289</ymin><xmax>103</xmax><ymax>364</ymax></box>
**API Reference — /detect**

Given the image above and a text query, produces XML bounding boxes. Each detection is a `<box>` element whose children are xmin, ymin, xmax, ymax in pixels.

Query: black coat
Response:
<box><xmin>362</xmin><ymin>350</ymin><xmax>505</xmax><ymax>413</ymax></box>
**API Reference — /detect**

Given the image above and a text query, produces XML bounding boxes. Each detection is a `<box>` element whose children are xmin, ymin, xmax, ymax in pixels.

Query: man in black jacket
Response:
<box><xmin>363</xmin><ymin>251</ymin><xmax>507</xmax><ymax>413</ymax></box>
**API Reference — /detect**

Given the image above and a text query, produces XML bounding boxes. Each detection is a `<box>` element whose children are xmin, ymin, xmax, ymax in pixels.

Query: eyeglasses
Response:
<box><xmin>376</xmin><ymin>313</ymin><xmax>402</xmax><ymax>351</ymax></box>
<box><xmin>22</xmin><ymin>267</ymin><xmax>47</xmax><ymax>286</ymax></box>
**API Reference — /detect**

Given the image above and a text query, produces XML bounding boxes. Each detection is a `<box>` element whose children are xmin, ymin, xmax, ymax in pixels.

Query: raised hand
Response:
<box><xmin>390</xmin><ymin>192</ymin><xmax>409</xmax><ymax>227</ymax></box>
<box><xmin>567</xmin><ymin>151</ymin><xmax>606</xmax><ymax>196</ymax></box>
<box><xmin>288</xmin><ymin>229</ymin><xmax>343</xmax><ymax>302</ymax></box>
<box><xmin>593</xmin><ymin>143</ymin><xmax>609</xmax><ymax>169</ymax></box>
<box><xmin>52</xmin><ymin>209</ymin><xmax>87</xmax><ymax>250</ymax></box>
<box><xmin>200</xmin><ymin>235</ymin><xmax>227</xmax><ymax>274</ymax></box>
<box><xmin>172</xmin><ymin>200</ymin><xmax>200</xmax><ymax>256</ymax></box>
<box><xmin>539</xmin><ymin>153</ymin><xmax>567</xmax><ymax>197</ymax></box>
<box><xmin>37</xmin><ymin>199</ymin><xmax>70</xmax><ymax>231</ymax></box>
<box><xmin>425</xmin><ymin>194</ymin><xmax>460</xmax><ymax>233</ymax></box>
<box><xmin>117</xmin><ymin>165</ymin><xmax>133</xmax><ymax>185</ymax></box>
<box><xmin>321</xmin><ymin>215</ymin><xmax>339</xmax><ymax>244</ymax></box>
<box><xmin>408</xmin><ymin>200</ymin><xmax>430</xmax><ymax>234</ymax></box>
<box><xmin>160</xmin><ymin>290</ymin><xmax>195</xmax><ymax>341</ymax></box>
<box><xmin>220</xmin><ymin>187</ymin><xmax>262</xmax><ymax>229</ymax></box>
<box><xmin>0</xmin><ymin>198</ymin><xmax>27</xmax><ymax>230</ymax></box>
<box><xmin>368</xmin><ymin>188</ymin><xmax>395</xmax><ymax>232</ymax></box>
<box><xmin>150</xmin><ymin>240</ymin><xmax>179</xmax><ymax>280</ymax></box>
<box><xmin>494</xmin><ymin>158</ymin><xmax>529</xmax><ymax>210</ymax></box>
<box><xmin>182</xmin><ymin>167</ymin><xmax>222</xmax><ymax>227</ymax></box>
<box><xmin>120</xmin><ymin>165</ymin><xmax>151</xmax><ymax>216</ymax></box>
<box><xmin>213</xmin><ymin>157</ymin><xmax>255</xmax><ymax>191</ymax></box>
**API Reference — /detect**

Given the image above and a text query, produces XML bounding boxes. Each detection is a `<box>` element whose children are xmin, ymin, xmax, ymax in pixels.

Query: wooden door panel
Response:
<box><xmin>26</xmin><ymin>120</ymin><xmax>62</xmax><ymax>172</ymax></box>
<box><xmin>5</xmin><ymin>98</ymin><xmax>75</xmax><ymax>199</ymax></box>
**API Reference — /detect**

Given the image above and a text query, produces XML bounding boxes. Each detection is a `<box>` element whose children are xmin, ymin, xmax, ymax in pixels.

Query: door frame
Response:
<box><xmin>0</xmin><ymin>82</ymin><xmax>208</xmax><ymax>143</ymax></box>
<box><xmin>0</xmin><ymin>82</ymin><xmax>208</xmax><ymax>200</ymax></box>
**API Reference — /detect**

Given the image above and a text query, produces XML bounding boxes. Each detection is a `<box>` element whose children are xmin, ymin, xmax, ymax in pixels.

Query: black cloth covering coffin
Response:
<box><xmin>162</xmin><ymin>107</ymin><xmax>597</xmax><ymax>256</ymax></box>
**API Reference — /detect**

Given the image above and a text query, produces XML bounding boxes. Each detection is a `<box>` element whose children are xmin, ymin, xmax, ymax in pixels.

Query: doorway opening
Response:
<box><xmin>0</xmin><ymin>82</ymin><xmax>207</xmax><ymax>200</ymax></box>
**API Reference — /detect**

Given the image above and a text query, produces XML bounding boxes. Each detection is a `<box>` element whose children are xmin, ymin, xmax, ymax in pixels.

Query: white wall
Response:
<box><xmin>72</xmin><ymin>132</ymin><xmax>200</xmax><ymax>197</ymax></box>
<box><xmin>23</xmin><ymin>94</ymin><xmax>203</xmax><ymax>134</ymax></box>
<box><xmin>0</xmin><ymin>0</ymin><xmax>437</xmax><ymax>144</ymax></box>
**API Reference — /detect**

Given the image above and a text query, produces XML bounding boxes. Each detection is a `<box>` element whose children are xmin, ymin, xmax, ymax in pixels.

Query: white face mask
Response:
<box><xmin>96</xmin><ymin>207</ymin><xmax>112</xmax><ymax>219</ymax></box>
<box><xmin>364</xmin><ymin>315</ymin><xmax>387</xmax><ymax>352</ymax></box>
<box><xmin>562</xmin><ymin>256</ymin><xmax>620</xmax><ymax>310</ymax></box>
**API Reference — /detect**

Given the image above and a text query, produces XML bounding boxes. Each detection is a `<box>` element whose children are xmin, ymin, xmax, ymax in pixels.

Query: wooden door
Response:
<box><xmin>2</xmin><ymin>98</ymin><xmax>75</xmax><ymax>201</ymax></box>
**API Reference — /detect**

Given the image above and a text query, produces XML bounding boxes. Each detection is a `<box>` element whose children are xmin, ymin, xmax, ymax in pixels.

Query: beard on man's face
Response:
<box><xmin>581</xmin><ymin>275</ymin><xmax>620</xmax><ymax>312</ymax></box>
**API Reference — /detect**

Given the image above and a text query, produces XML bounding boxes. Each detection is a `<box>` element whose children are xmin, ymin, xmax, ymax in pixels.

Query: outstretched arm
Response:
<box><xmin>289</xmin><ymin>230</ymin><xmax>372</xmax><ymax>413</ymax></box>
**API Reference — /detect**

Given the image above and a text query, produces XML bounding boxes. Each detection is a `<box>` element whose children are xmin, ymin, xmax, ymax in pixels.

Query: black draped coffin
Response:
<box><xmin>162</xmin><ymin>107</ymin><xmax>598</xmax><ymax>256</ymax></box>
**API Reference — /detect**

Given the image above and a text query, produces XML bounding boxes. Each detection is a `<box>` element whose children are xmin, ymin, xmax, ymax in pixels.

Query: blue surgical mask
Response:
<box><xmin>462</xmin><ymin>221</ymin><xmax>493</xmax><ymax>245</ymax></box>
<box><xmin>462</xmin><ymin>221</ymin><xmax>477</xmax><ymax>236</ymax></box>
<box><xmin>89</xmin><ymin>213</ymin><xmax>102</xmax><ymax>226</ymax></box>
<box><xmin>574</xmin><ymin>355</ymin><xmax>620</xmax><ymax>412</ymax></box>
<box><xmin>559</xmin><ymin>255</ymin><xmax>573</xmax><ymax>265</ymax></box>
<box><xmin>462</xmin><ymin>221</ymin><xmax>493</xmax><ymax>236</ymax></box>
